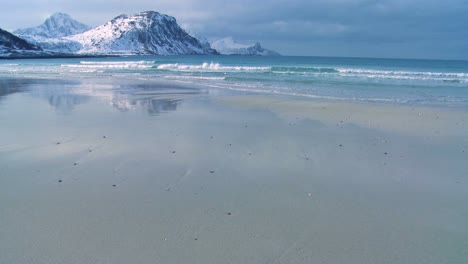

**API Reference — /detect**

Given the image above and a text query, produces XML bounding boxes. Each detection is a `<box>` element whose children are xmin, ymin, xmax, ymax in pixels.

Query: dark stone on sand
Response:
<box><xmin>339</xmin><ymin>144</ymin><xmax>343</xmax><ymax>147</ymax></box>
<box><xmin>194</xmin><ymin>238</ymin><xmax>198</xmax><ymax>241</ymax></box>
<box><xmin>58</xmin><ymin>180</ymin><xmax>62</xmax><ymax>183</ymax></box>
<box><xmin>112</xmin><ymin>184</ymin><xmax>117</xmax><ymax>187</ymax></box>
<box><xmin>209</xmin><ymin>170</ymin><xmax>215</xmax><ymax>173</ymax></box>
<box><xmin>227</xmin><ymin>212</ymin><xmax>232</xmax><ymax>215</ymax></box>
<box><xmin>74</xmin><ymin>162</ymin><xmax>78</xmax><ymax>166</ymax></box>
<box><xmin>384</xmin><ymin>152</ymin><xmax>388</xmax><ymax>155</ymax></box>
<box><xmin>103</xmin><ymin>136</ymin><xmax>107</xmax><ymax>139</ymax></box>
<box><xmin>172</xmin><ymin>151</ymin><xmax>176</xmax><ymax>154</ymax></box>
<box><xmin>56</xmin><ymin>142</ymin><xmax>61</xmax><ymax>145</ymax></box>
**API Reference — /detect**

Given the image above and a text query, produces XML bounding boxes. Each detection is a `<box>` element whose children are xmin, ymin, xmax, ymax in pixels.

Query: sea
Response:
<box><xmin>1</xmin><ymin>55</ymin><xmax>467</xmax><ymax>108</ymax></box>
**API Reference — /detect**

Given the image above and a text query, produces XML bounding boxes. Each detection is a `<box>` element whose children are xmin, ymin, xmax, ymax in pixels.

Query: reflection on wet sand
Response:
<box><xmin>0</xmin><ymin>78</ymin><xmax>202</xmax><ymax>115</ymax></box>
<box><xmin>109</xmin><ymin>87</ymin><xmax>201</xmax><ymax>115</ymax></box>
<box><xmin>112</xmin><ymin>95</ymin><xmax>181</xmax><ymax>115</ymax></box>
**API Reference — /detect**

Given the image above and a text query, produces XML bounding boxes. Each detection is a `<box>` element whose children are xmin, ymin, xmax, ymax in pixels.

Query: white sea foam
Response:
<box><xmin>163</xmin><ymin>75</ymin><xmax>225</xmax><ymax>80</ymax></box>
<box><xmin>79</xmin><ymin>61</ymin><xmax>153</xmax><ymax>65</ymax></box>
<box><xmin>155</xmin><ymin>62</ymin><xmax>270</xmax><ymax>72</ymax></box>
<box><xmin>61</xmin><ymin>61</ymin><xmax>154</xmax><ymax>69</ymax></box>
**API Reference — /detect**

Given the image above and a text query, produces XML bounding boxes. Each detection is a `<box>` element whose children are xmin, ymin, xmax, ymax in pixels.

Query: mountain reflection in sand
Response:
<box><xmin>0</xmin><ymin>78</ymin><xmax>202</xmax><ymax>115</ymax></box>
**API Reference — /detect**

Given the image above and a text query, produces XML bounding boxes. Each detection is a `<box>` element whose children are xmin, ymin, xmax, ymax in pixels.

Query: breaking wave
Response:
<box><xmin>336</xmin><ymin>68</ymin><xmax>468</xmax><ymax>82</ymax></box>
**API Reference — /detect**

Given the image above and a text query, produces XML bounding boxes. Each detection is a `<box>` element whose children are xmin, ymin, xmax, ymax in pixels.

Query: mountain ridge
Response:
<box><xmin>211</xmin><ymin>37</ymin><xmax>280</xmax><ymax>56</ymax></box>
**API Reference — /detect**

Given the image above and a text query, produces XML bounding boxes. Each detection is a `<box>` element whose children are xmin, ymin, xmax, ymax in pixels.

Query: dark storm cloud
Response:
<box><xmin>1</xmin><ymin>0</ymin><xmax>467</xmax><ymax>59</ymax></box>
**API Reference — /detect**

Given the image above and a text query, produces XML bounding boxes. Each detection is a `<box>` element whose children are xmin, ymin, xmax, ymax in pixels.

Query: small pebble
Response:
<box><xmin>58</xmin><ymin>180</ymin><xmax>63</xmax><ymax>183</ymax></box>
<box><xmin>209</xmin><ymin>170</ymin><xmax>215</xmax><ymax>174</ymax></box>
<box><xmin>74</xmin><ymin>162</ymin><xmax>78</xmax><ymax>166</ymax></box>
<box><xmin>194</xmin><ymin>238</ymin><xmax>198</xmax><ymax>241</ymax></box>
<box><xmin>226</xmin><ymin>212</ymin><xmax>232</xmax><ymax>216</ymax></box>
<box><xmin>112</xmin><ymin>184</ymin><xmax>117</xmax><ymax>187</ymax></box>
<box><xmin>384</xmin><ymin>152</ymin><xmax>388</xmax><ymax>155</ymax></box>
<box><xmin>56</xmin><ymin>142</ymin><xmax>61</xmax><ymax>145</ymax></box>
<box><xmin>103</xmin><ymin>136</ymin><xmax>106</xmax><ymax>139</ymax></box>
<box><xmin>339</xmin><ymin>144</ymin><xmax>343</xmax><ymax>147</ymax></box>
<box><xmin>172</xmin><ymin>151</ymin><xmax>176</xmax><ymax>154</ymax></box>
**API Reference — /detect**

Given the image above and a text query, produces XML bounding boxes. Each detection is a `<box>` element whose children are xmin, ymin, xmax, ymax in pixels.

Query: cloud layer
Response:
<box><xmin>2</xmin><ymin>0</ymin><xmax>467</xmax><ymax>59</ymax></box>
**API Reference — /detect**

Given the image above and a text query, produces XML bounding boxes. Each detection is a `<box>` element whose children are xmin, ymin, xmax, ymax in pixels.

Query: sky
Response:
<box><xmin>1</xmin><ymin>0</ymin><xmax>467</xmax><ymax>60</ymax></box>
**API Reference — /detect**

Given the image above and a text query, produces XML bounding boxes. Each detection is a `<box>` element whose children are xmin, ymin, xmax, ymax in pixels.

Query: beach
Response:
<box><xmin>1</xmin><ymin>72</ymin><xmax>467</xmax><ymax>263</ymax></box>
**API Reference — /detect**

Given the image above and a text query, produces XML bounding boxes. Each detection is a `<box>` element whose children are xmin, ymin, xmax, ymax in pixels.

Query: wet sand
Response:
<box><xmin>0</xmin><ymin>78</ymin><xmax>467</xmax><ymax>264</ymax></box>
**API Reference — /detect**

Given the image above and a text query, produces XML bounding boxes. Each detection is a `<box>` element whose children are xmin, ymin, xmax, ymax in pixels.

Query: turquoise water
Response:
<box><xmin>1</xmin><ymin>55</ymin><xmax>467</xmax><ymax>107</ymax></box>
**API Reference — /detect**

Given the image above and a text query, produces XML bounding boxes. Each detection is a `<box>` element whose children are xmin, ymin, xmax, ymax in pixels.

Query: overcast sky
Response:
<box><xmin>1</xmin><ymin>0</ymin><xmax>467</xmax><ymax>59</ymax></box>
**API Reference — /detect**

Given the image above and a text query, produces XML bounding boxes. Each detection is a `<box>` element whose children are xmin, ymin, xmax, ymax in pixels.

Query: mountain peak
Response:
<box><xmin>14</xmin><ymin>12</ymin><xmax>90</xmax><ymax>39</ymax></box>
<box><xmin>49</xmin><ymin>12</ymin><xmax>73</xmax><ymax>20</ymax></box>
<box><xmin>111</xmin><ymin>11</ymin><xmax>176</xmax><ymax>25</ymax></box>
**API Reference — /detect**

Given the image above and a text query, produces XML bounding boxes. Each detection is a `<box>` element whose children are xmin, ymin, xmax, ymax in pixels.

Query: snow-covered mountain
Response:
<box><xmin>15</xmin><ymin>13</ymin><xmax>90</xmax><ymax>39</ymax></box>
<box><xmin>13</xmin><ymin>13</ymin><xmax>91</xmax><ymax>53</ymax></box>
<box><xmin>66</xmin><ymin>11</ymin><xmax>217</xmax><ymax>55</ymax></box>
<box><xmin>210</xmin><ymin>37</ymin><xmax>279</xmax><ymax>56</ymax></box>
<box><xmin>0</xmin><ymin>28</ymin><xmax>41</xmax><ymax>56</ymax></box>
<box><xmin>15</xmin><ymin>11</ymin><xmax>218</xmax><ymax>55</ymax></box>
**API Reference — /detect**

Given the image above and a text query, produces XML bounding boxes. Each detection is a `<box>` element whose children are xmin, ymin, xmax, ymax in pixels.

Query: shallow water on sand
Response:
<box><xmin>0</xmin><ymin>77</ymin><xmax>467</xmax><ymax>264</ymax></box>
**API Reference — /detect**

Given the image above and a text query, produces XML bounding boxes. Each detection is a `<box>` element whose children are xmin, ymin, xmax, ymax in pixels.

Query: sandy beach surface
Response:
<box><xmin>1</xmin><ymin>77</ymin><xmax>467</xmax><ymax>264</ymax></box>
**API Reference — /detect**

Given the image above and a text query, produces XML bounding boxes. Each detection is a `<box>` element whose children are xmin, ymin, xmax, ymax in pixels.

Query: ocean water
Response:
<box><xmin>1</xmin><ymin>55</ymin><xmax>467</xmax><ymax>107</ymax></box>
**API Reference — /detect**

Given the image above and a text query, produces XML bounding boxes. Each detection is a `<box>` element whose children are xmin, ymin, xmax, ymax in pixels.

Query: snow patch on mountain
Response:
<box><xmin>211</xmin><ymin>37</ymin><xmax>280</xmax><ymax>56</ymax></box>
